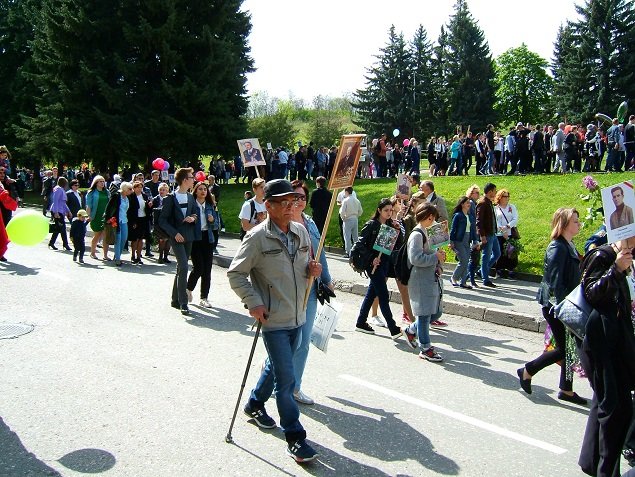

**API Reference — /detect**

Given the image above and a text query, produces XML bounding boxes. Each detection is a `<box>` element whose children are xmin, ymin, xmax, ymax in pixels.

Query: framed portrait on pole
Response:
<box><xmin>237</xmin><ymin>138</ymin><xmax>266</xmax><ymax>168</ymax></box>
<box><xmin>327</xmin><ymin>134</ymin><xmax>365</xmax><ymax>190</ymax></box>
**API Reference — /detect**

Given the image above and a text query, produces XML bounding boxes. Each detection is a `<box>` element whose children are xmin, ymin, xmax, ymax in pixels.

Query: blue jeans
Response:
<box><xmin>452</xmin><ymin>235</ymin><xmax>470</xmax><ymax>285</ymax></box>
<box><xmin>293</xmin><ymin>286</ymin><xmax>317</xmax><ymax>392</ymax></box>
<box><xmin>356</xmin><ymin>264</ymin><xmax>399</xmax><ymax>334</ymax></box>
<box><xmin>250</xmin><ymin>327</ymin><xmax>305</xmax><ymax>441</ymax></box>
<box><xmin>448</xmin><ymin>156</ymin><xmax>462</xmax><ymax>175</ymax></box>
<box><xmin>486</xmin><ymin>150</ymin><xmax>495</xmax><ymax>173</ymax></box>
<box><xmin>114</xmin><ymin>222</ymin><xmax>128</xmax><ymax>261</ymax></box>
<box><xmin>407</xmin><ymin>311</ymin><xmax>442</xmax><ymax>350</ymax></box>
<box><xmin>480</xmin><ymin>234</ymin><xmax>501</xmax><ymax>283</ymax></box>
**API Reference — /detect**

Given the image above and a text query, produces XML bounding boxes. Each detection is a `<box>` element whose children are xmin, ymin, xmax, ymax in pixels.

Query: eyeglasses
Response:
<box><xmin>269</xmin><ymin>198</ymin><xmax>299</xmax><ymax>208</ymax></box>
<box><xmin>501</xmin><ymin>194</ymin><xmax>510</xmax><ymax>198</ymax></box>
<box><xmin>296</xmin><ymin>196</ymin><xmax>307</xmax><ymax>202</ymax></box>
<box><xmin>186</xmin><ymin>176</ymin><xmax>195</xmax><ymax>180</ymax></box>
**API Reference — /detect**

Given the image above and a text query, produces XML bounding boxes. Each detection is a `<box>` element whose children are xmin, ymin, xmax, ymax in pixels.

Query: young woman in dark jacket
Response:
<box><xmin>355</xmin><ymin>198</ymin><xmax>405</xmax><ymax>341</ymax></box>
<box><xmin>577</xmin><ymin>239</ymin><xmax>635</xmax><ymax>477</ymax></box>
<box><xmin>449</xmin><ymin>196</ymin><xmax>476</xmax><ymax>288</ymax></box>
<box><xmin>518</xmin><ymin>207</ymin><xmax>586</xmax><ymax>404</ymax></box>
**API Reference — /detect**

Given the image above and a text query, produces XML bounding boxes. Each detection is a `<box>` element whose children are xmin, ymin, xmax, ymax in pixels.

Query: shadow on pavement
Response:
<box><xmin>0</xmin><ymin>261</ymin><xmax>40</xmax><ymax>276</ymax></box>
<box><xmin>57</xmin><ymin>448</ymin><xmax>116</xmax><ymax>473</ymax></box>
<box><xmin>185</xmin><ymin>306</ymin><xmax>257</xmax><ymax>336</ymax></box>
<box><xmin>0</xmin><ymin>416</ymin><xmax>61</xmax><ymax>476</ymax></box>
<box><xmin>303</xmin><ymin>398</ymin><xmax>460</xmax><ymax>476</ymax></box>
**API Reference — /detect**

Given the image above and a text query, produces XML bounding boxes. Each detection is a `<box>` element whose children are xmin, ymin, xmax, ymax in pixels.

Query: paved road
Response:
<box><xmin>0</xmin><ymin>235</ymin><xmax>613</xmax><ymax>476</ymax></box>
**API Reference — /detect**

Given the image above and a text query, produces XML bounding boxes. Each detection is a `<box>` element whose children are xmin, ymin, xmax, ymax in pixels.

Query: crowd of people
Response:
<box><xmin>0</xmin><ymin>136</ymin><xmax>634</xmax><ymax>473</ymax></box>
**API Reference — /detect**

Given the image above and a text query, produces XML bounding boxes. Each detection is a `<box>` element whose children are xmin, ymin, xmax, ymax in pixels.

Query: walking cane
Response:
<box><xmin>225</xmin><ymin>320</ymin><xmax>262</xmax><ymax>444</ymax></box>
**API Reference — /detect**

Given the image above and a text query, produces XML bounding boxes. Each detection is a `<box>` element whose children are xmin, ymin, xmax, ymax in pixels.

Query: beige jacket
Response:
<box><xmin>227</xmin><ymin>218</ymin><xmax>311</xmax><ymax>330</ymax></box>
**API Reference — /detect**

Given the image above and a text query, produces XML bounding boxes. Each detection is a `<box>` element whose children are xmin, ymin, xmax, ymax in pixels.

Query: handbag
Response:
<box><xmin>48</xmin><ymin>217</ymin><xmax>63</xmax><ymax>234</ymax></box>
<box><xmin>554</xmin><ymin>284</ymin><xmax>593</xmax><ymax>340</ymax></box>
<box><xmin>498</xmin><ymin>206</ymin><xmax>520</xmax><ymax>239</ymax></box>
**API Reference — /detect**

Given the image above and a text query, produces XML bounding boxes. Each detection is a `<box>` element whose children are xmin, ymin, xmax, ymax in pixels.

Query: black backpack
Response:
<box><xmin>394</xmin><ymin>229</ymin><xmax>425</xmax><ymax>285</ymax></box>
<box><xmin>349</xmin><ymin>239</ymin><xmax>373</xmax><ymax>276</ymax></box>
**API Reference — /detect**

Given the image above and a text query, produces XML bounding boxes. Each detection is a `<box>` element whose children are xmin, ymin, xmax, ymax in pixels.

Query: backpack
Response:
<box><xmin>349</xmin><ymin>239</ymin><xmax>373</xmax><ymax>276</ymax></box>
<box><xmin>239</xmin><ymin>199</ymin><xmax>256</xmax><ymax>240</ymax></box>
<box><xmin>394</xmin><ymin>229</ymin><xmax>425</xmax><ymax>285</ymax></box>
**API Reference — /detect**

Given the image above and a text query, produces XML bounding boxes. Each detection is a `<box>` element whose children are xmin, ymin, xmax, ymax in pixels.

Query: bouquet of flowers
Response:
<box><xmin>503</xmin><ymin>237</ymin><xmax>524</xmax><ymax>260</ymax></box>
<box><xmin>107</xmin><ymin>216</ymin><xmax>117</xmax><ymax>228</ymax></box>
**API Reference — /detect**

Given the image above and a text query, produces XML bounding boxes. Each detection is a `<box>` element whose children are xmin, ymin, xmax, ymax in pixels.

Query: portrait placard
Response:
<box><xmin>601</xmin><ymin>181</ymin><xmax>635</xmax><ymax>243</ymax></box>
<box><xmin>396</xmin><ymin>174</ymin><xmax>410</xmax><ymax>200</ymax></box>
<box><xmin>327</xmin><ymin>134</ymin><xmax>365</xmax><ymax>190</ymax></box>
<box><xmin>237</xmin><ymin>138</ymin><xmax>266</xmax><ymax>168</ymax></box>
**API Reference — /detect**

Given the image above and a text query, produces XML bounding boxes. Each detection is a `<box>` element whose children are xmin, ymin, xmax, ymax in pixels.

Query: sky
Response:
<box><xmin>241</xmin><ymin>0</ymin><xmax>579</xmax><ymax>102</ymax></box>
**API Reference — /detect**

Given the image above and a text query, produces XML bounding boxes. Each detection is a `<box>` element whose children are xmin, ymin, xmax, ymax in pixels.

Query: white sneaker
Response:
<box><xmin>199</xmin><ymin>298</ymin><xmax>212</xmax><ymax>308</ymax></box>
<box><xmin>370</xmin><ymin>315</ymin><xmax>387</xmax><ymax>328</ymax></box>
<box><xmin>293</xmin><ymin>390</ymin><xmax>314</xmax><ymax>405</ymax></box>
<box><xmin>186</xmin><ymin>289</ymin><xmax>193</xmax><ymax>303</ymax></box>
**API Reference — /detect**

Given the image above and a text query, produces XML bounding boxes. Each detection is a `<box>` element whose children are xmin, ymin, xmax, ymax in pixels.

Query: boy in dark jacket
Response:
<box><xmin>70</xmin><ymin>209</ymin><xmax>89</xmax><ymax>263</ymax></box>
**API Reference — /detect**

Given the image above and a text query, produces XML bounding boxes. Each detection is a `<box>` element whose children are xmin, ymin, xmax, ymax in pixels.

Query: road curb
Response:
<box><xmin>212</xmin><ymin>252</ymin><xmax>543</xmax><ymax>334</ymax></box>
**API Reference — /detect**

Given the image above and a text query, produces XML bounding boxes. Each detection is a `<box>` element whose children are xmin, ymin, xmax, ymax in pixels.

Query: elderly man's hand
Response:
<box><xmin>249</xmin><ymin>305</ymin><xmax>268</xmax><ymax>323</ymax></box>
<box><xmin>308</xmin><ymin>260</ymin><xmax>322</xmax><ymax>277</ymax></box>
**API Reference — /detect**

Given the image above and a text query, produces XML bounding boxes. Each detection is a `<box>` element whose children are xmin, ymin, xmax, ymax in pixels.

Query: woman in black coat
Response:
<box><xmin>517</xmin><ymin>207</ymin><xmax>587</xmax><ymax>404</ymax></box>
<box><xmin>577</xmin><ymin>239</ymin><xmax>635</xmax><ymax>477</ymax></box>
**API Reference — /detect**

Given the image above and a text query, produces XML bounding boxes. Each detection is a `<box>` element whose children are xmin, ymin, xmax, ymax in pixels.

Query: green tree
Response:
<box><xmin>247</xmin><ymin>110</ymin><xmax>297</xmax><ymax>150</ymax></box>
<box><xmin>353</xmin><ymin>26</ymin><xmax>412</xmax><ymax>138</ymax></box>
<box><xmin>440</xmin><ymin>0</ymin><xmax>497</xmax><ymax>133</ymax></box>
<box><xmin>494</xmin><ymin>44</ymin><xmax>553</xmax><ymax>126</ymax></box>
<box><xmin>19</xmin><ymin>0</ymin><xmax>253</xmax><ymax>172</ymax></box>
<box><xmin>306</xmin><ymin>95</ymin><xmax>347</xmax><ymax>148</ymax></box>
<box><xmin>409</xmin><ymin>25</ymin><xmax>436</xmax><ymax>139</ymax></box>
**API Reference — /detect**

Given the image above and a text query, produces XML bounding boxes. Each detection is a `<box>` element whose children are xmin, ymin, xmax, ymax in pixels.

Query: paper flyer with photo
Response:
<box><xmin>396</xmin><ymin>174</ymin><xmax>410</xmax><ymax>200</ymax></box>
<box><xmin>373</xmin><ymin>224</ymin><xmax>400</xmax><ymax>255</ymax></box>
<box><xmin>601</xmin><ymin>180</ymin><xmax>635</xmax><ymax>243</ymax></box>
<box><xmin>236</xmin><ymin>138</ymin><xmax>266</xmax><ymax>167</ymax></box>
<box><xmin>426</xmin><ymin>220</ymin><xmax>450</xmax><ymax>249</ymax></box>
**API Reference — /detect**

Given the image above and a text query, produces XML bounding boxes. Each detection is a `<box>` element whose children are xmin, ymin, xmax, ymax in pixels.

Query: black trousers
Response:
<box><xmin>72</xmin><ymin>237</ymin><xmax>85</xmax><ymax>260</ymax></box>
<box><xmin>49</xmin><ymin>216</ymin><xmax>69</xmax><ymax>247</ymax></box>
<box><xmin>187</xmin><ymin>235</ymin><xmax>214</xmax><ymax>299</ymax></box>
<box><xmin>525</xmin><ymin>307</ymin><xmax>572</xmax><ymax>391</ymax></box>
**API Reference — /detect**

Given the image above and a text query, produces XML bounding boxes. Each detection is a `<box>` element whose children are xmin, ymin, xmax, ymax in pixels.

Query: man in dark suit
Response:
<box><xmin>309</xmin><ymin>176</ymin><xmax>332</xmax><ymax>234</ymax></box>
<box><xmin>476</xmin><ymin>182</ymin><xmax>500</xmax><ymax>287</ymax></box>
<box><xmin>531</xmin><ymin>124</ymin><xmax>545</xmax><ymax>173</ymax></box>
<box><xmin>243</xmin><ymin>141</ymin><xmax>263</xmax><ymax>165</ymax></box>
<box><xmin>66</xmin><ymin>179</ymin><xmax>84</xmax><ymax>218</ymax></box>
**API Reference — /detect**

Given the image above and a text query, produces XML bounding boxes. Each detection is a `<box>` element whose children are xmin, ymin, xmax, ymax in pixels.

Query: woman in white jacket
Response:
<box><xmin>494</xmin><ymin>188</ymin><xmax>519</xmax><ymax>278</ymax></box>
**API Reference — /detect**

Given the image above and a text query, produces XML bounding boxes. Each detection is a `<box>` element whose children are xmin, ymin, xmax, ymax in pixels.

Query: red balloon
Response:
<box><xmin>195</xmin><ymin>171</ymin><xmax>206</xmax><ymax>182</ymax></box>
<box><xmin>152</xmin><ymin>158</ymin><xmax>165</xmax><ymax>170</ymax></box>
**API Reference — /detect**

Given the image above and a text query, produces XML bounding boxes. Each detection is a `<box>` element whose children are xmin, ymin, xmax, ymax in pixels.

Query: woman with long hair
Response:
<box><xmin>518</xmin><ymin>207</ymin><xmax>586</xmax><ymax>405</ymax></box>
<box><xmin>355</xmin><ymin>198</ymin><xmax>405</xmax><ymax>341</ymax></box>
<box><xmin>48</xmin><ymin>177</ymin><xmax>72</xmax><ymax>251</ymax></box>
<box><xmin>449</xmin><ymin>196</ymin><xmax>476</xmax><ymax>288</ymax></box>
<box><xmin>185</xmin><ymin>181</ymin><xmax>217</xmax><ymax>309</ymax></box>
<box><xmin>85</xmin><ymin>175</ymin><xmax>110</xmax><ymax>260</ymax></box>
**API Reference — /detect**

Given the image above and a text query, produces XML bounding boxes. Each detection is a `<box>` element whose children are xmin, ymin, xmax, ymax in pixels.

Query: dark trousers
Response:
<box><xmin>187</xmin><ymin>235</ymin><xmax>214</xmax><ymax>299</ymax></box>
<box><xmin>533</xmin><ymin>150</ymin><xmax>545</xmax><ymax>173</ymax></box>
<box><xmin>525</xmin><ymin>307</ymin><xmax>572</xmax><ymax>391</ymax></box>
<box><xmin>49</xmin><ymin>216</ymin><xmax>69</xmax><ymax>248</ymax></box>
<box><xmin>72</xmin><ymin>237</ymin><xmax>85</xmax><ymax>260</ymax></box>
<box><xmin>463</xmin><ymin>151</ymin><xmax>473</xmax><ymax>174</ymax></box>
<box><xmin>356</xmin><ymin>264</ymin><xmax>399</xmax><ymax>334</ymax></box>
<box><xmin>169</xmin><ymin>239</ymin><xmax>193</xmax><ymax>306</ymax></box>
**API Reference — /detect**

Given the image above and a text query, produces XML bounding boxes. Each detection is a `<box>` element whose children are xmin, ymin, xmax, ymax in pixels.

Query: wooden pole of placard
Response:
<box><xmin>302</xmin><ymin>189</ymin><xmax>339</xmax><ymax>307</ymax></box>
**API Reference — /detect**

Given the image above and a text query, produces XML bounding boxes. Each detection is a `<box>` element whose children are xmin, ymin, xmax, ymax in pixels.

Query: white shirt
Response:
<box><xmin>336</xmin><ymin>189</ymin><xmax>357</xmax><ymax>205</ymax></box>
<box><xmin>197</xmin><ymin>201</ymin><xmax>208</xmax><ymax>231</ymax></box>
<box><xmin>495</xmin><ymin>203</ymin><xmax>518</xmax><ymax>235</ymax></box>
<box><xmin>339</xmin><ymin>195</ymin><xmax>363</xmax><ymax>220</ymax></box>
<box><xmin>239</xmin><ymin>198</ymin><xmax>266</xmax><ymax>224</ymax></box>
<box><xmin>136</xmin><ymin>194</ymin><xmax>146</xmax><ymax>217</ymax></box>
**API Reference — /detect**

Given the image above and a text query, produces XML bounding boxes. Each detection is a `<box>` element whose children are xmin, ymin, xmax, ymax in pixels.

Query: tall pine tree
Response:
<box><xmin>409</xmin><ymin>25</ymin><xmax>436</xmax><ymax>139</ymax></box>
<box><xmin>439</xmin><ymin>0</ymin><xmax>496</xmax><ymax>134</ymax></box>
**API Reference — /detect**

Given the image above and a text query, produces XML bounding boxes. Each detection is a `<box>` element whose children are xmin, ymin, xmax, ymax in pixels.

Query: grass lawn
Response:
<box><xmin>23</xmin><ymin>171</ymin><xmax>632</xmax><ymax>274</ymax></box>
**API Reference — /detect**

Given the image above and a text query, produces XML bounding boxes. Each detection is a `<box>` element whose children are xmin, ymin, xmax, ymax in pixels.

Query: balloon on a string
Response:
<box><xmin>403</xmin><ymin>139</ymin><xmax>410</xmax><ymax>147</ymax></box>
<box><xmin>617</xmin><ymin>101</ymin><xmax>628</xmax><ymax>123</ymax></box>
<box><xmin>152</xmin><ymin>158</ymin><xmax>165</xmax><ymax>170</ymax></box>
<box><xmin>595</xmin><ymin>113</ymin><xmax>612</xmax><ymax>124</ymax></box>
<box><xmin>6</xmin><ymin>211</ymin><xmax>49</xmax><ymax>246</ymax></box>
<box><xmin>163</xmin><ymin>161</ymin><xmax>170</xmax><ymax>171</ymax></box>
<box><xmin>195</xmin><ymin>171</ymin><xmax>206</xmax><ymax>182</ymax></box>
<box><xmin>393</xmin><ymin>128</ymin><xmax>400</xmax><ymax>137</ymax></box>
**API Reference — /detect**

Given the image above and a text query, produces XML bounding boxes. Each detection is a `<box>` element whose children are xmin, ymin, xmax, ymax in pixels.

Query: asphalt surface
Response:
<box><xmin>0</xmin><ymin>223</ymin><xmax>619</xmax><ymax>476</ymax></box>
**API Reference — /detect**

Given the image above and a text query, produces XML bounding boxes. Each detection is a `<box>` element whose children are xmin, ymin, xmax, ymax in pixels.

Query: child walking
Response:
<box><xmin>70</xmin><ymin>209</ymin><xmax>89</xmax><ymax>263</ymax></box>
